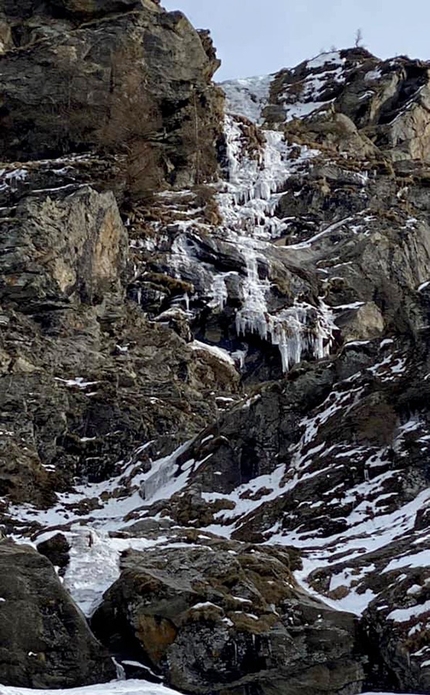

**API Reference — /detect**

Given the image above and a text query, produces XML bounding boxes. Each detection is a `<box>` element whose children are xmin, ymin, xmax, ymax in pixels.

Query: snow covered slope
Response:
<box><xmin>221</xmin><ymin>50</ymin><xmax>360</xmax><ymax>125</ymax></box>
<box><xmin>0</xmin><ymin>682</ymin><xmax>418</xmax><ymax>695</ymax></box>
<box><xmin>0</xmin><ymin>681</ymin><xmax>179</xmax><ymax>695</ymax></box>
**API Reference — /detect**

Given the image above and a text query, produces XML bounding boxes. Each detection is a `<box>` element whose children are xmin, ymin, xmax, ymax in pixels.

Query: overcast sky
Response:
<box><xmin>161</xmin><ymin>0</ymin><xmax>430</xmax><ymax>81</ymax></box>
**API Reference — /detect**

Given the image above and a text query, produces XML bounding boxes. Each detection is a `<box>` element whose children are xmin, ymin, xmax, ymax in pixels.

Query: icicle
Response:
<box><xmin>211</xmin><ymin>275</ymin><xmax>229</xmax><ymax>310</ymax></box>
<box><xmin>112</xmin><ymin>658</ymin><xmax>126</xmax><ymax>681</ymax></box>
<box><xmin>232</xmin><ymin>348</ymin><xmax>247</xmax><ymax>370</ymax></box>
<box><xmin>235</xmin><ymin>291</ymin><xmax>336</xmax><ymax>373</ymax></box>
<box><xmin>235</xmin><ymin>244</ymin><xmax>271</xmax><ymax>342</ymax></box>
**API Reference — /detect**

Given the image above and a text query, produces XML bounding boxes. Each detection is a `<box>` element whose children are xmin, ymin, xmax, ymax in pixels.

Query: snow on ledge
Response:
<box><xmin>190</xmin><ymin>340</ymin><xmax>236</xmax><ymax>366</ymax></box>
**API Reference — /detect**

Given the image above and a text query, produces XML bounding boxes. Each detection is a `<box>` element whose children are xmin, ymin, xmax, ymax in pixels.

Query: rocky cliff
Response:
<box><xmin>1</xmin><ymin>3</ymin><xmax>430</xmax><ymax>695</ymax></box>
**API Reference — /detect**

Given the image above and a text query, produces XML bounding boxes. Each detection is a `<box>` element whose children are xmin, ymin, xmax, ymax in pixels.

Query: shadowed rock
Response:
<box><xmin>0</xmin><ymin>540</ymin><xmax>115</xmax><ymax>687</ymax></box>
<box><xmin>92</xmin><ymin>536</ymin><xmax>364</xmax><ymax>695</ymax></box>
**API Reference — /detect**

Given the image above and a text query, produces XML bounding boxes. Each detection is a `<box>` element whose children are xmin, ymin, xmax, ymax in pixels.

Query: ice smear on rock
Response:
<box><xmin>217</xmin><ymin>114</ymin><xmax>318</xmax><ymax>238</ymax></box>
<box><xmin>214</xmin><ymin>115</ymin><xmax>335</xmax><ymax>371</ymax></box>
<box><xmin>164</xmin><ymin>110</ymin><xmax>330</xmax><ymax>373</ymax></box>
<box><xmin>63</xmin><ymin>530</ymin><xmax>171</xmax><ymax>617</ymax></box>
<box><xmin>221</xmin><ymin>74</ymin><xmax>274</xmax><ymax>124</ymax></box>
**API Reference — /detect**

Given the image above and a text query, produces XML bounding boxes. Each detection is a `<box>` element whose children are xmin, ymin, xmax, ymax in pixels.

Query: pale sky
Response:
<box><xmin>161</xmin><ymin>0</ymin><xmax>430</xmax><ymax>81</ymax></box>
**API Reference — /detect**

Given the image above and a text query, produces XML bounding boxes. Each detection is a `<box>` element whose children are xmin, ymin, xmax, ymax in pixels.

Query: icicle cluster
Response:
<box><xmin>216</xmin><ymin>117</ymin><xmax>335</xmax><ymax>372</ymax></box>
<box><xmin>235</xmin><ymin>248</ymin><xmax>336</xmax><ymax>372</ymax></box>
<box><xmin>217</xmin><ymin>115</ymin><xmax>318</xmax><ymax>241</ymax></box>
<box><xmin>163</xmin><ymin>108</ymin><xmax>333</xmax><ymax>374</ymax></box>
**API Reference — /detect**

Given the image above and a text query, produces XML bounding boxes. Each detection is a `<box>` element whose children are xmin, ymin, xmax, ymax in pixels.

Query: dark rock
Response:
<box><xmin>362</xmin><ymin>568</ymin><xmax>430</xmax><ymax>692</ymax></box>
<box><xmin>92</xmin><ymin>538</ymin><xmax>364</xmax><ymax>695</ymax></box>
<box><xmin>0</xmin><ymin>540</ymin><xmax>115</xmax><ymax>688</ymax></box>
<box><xmin>0</xmin><ymin>1</ymin><xmax>223</xmax><ymax>192</ymax></box>
<box><xmin>37</xmin><ymin>532</ymin><xmax>70</xmax><ymax>571</ymax></box>
<box><xmin>49</xmin><ymin>0</ymin><xmax>144</xmax><ymax>20</ymax></box>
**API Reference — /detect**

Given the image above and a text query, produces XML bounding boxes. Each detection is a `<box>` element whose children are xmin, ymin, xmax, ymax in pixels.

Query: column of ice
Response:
<box><xmin>220</xmin><ymin>116</ymin><xmax>292</xmax><ymax>241</ymax></box>
<box><xmin>142</xmin><ymin>451</ymin><xmax>180</xmax><ymax>501</ymax></box>
<box><xmin>311</xmin><ymin>300</ymin><xmax>336</xmax><ymax>359</ymax></box>
<box><xmin>211</xmin><ymin>275</ymin><xmax>229</xmax><ymax>310</ymax></box>
<box><xmin>269</xmin><ymin>305</ymin><xmax>309</xmax><ymax>372</ymax></box>
<box><xmin>225</xmin><ymin>116</ymin><xmax>242</xmax><ymax>185</ymax></box>
<box><xmin>235</xmin><ymin>245</ymin><xmax>270</xmax><ymax>340</ymax></box>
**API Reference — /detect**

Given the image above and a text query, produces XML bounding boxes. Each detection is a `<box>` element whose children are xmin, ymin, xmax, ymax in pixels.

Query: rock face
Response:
<box><xmin>0</xmin><ymin>6</ymin><xmax>230</xmax><ymax>509</ymax></box>
<box><xmin>0</xmin><ymin>186</ymin><xmax>127</xmax><ymax>310</ymax></box>
<box><xmin>92</xmin><ymin>535</ymin><xmax>364</xmax><ymax>695</ymax></box>
<box><xmin>3</xmin><ymin>4</ymin><xmax>430</xmax><ymax>693</ymax></box>
<box><xmin>0</xmin><ymin>0</ymin><xmax>222</xmax><ymax>191</ymax></box>
<box><xmin>0</xmin><ymin>540</ymin><xmax>115</xmax><ymax>688</ymax></box>
<box><xmin>265</xmin><ymin>48</ymin><xmax>430</xmax><ymax>164</ymax></box>
<box><xmin>362</xmin><ymin>567</ymin><xmax>430</xmax><ymax>693</ymax></box>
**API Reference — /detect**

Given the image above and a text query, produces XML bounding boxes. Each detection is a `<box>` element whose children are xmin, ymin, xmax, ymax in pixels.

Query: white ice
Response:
<box><xmin>0</xmin><ymin>682</ymin><xmax>417</xmax><ymax>695</ymax></box>
<box><xmin>221</xmin><ymin>74</ymin><xmax>274</xmax><ymax>124</ymax></box>
<box><xmin>0</xmin><ymin>680</ymin><xmax>180</xmax><ymax>695</ymax></box>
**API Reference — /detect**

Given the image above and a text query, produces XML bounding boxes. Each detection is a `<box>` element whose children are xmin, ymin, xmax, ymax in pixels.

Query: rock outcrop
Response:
<box><xmin>0</xmin><ymin>540</ymin><xmax>115</xmax><ymax>688</ymax></box>
<box><xmin>0</xmin><ymin>186</ymin><xmax>127</xmax><ymax>310</ymax></box>
<box><xmin>0</xmin><ymin>0</ymin><xmax>231</xmax><ymax>510</ymax></box>
<box><xmin>0</xmin><ymin>0</ymin><xmax>222</xmax><ymax>191</ymax></box>
<box><xmin>265</xmin><ymin>48</ymin><xmax>430</xmax><ymax>164</ymax></box>
<box><xmin>362</xmin><ymin>567</ymin><xmax>430</xmax><ymax>693</ymax></box>
<box><xmin>92</xmin><ymin>534</ymin><xmax>364</xmax><ymax>695</ymax></box>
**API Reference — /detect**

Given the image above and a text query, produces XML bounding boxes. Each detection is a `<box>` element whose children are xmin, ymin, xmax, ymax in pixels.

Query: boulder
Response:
<box><xmin>0</xmin><ymin>541</ymin><xmax>115</xmax><ymax>687</ymax></box>
<box><xmin>37</xmin><ymin>532</ymin><xmax>71</xmax><ymax>571</ymax></box>
<box><xmin>92</xmin><ymin>539</ymin><xmax>364</xmax><ymax>695</ymax></box>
